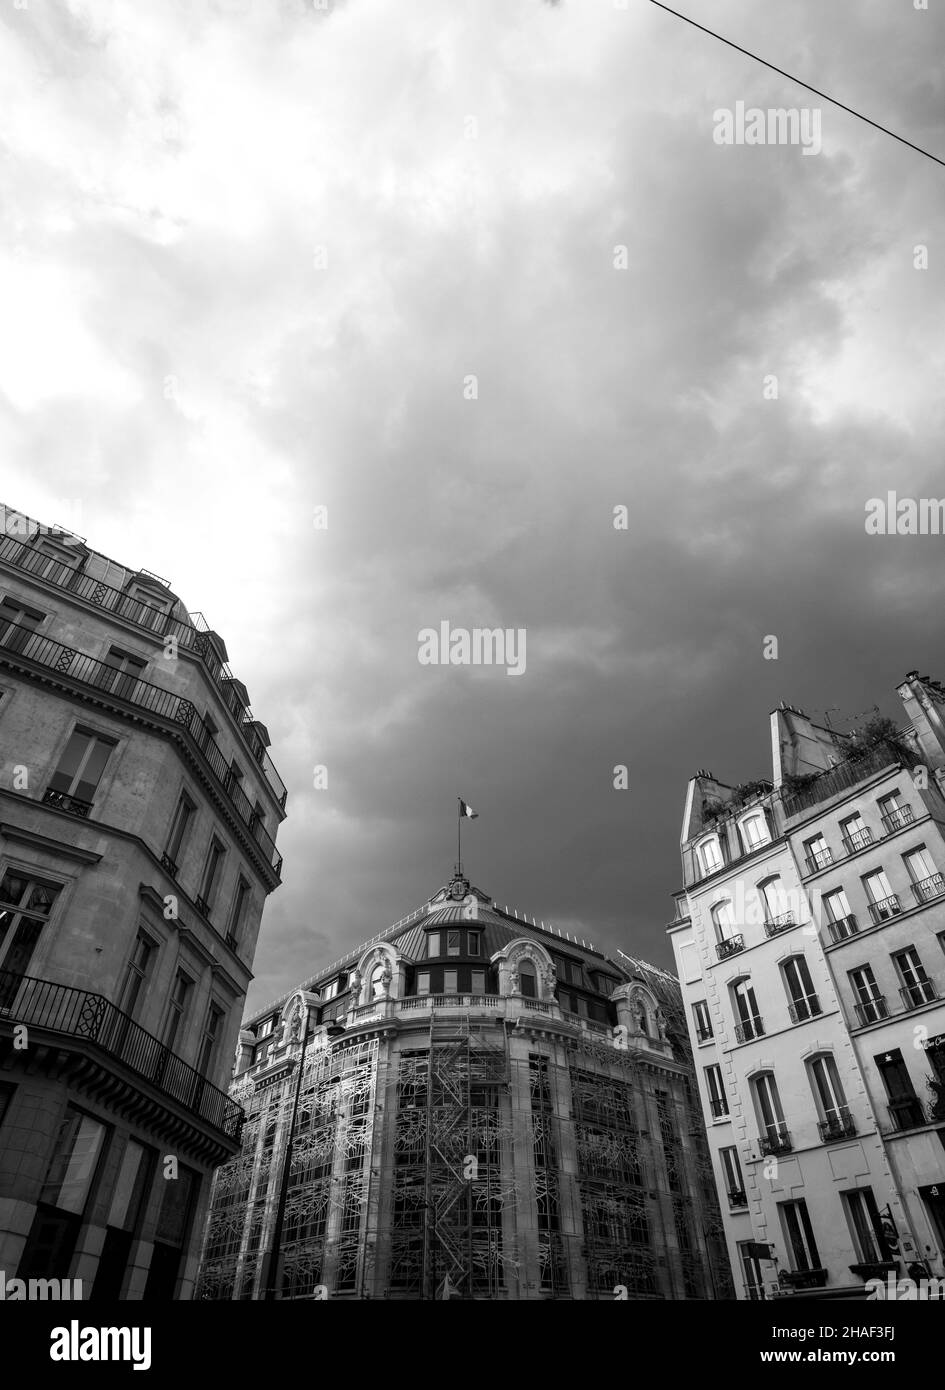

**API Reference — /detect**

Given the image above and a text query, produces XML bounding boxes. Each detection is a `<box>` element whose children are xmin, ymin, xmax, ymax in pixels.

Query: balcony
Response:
<box><xmin>160</xmin><ymin>851</ymin><xmax>178</xmax><ymax>879</ymax></box>
<box><xmin>734</xmin><ymin>1015</ymin><xmax>765</xmax><ymax>1043</ymax></box>
<box><xmin>716</xmin><ymin>934</ymin><xmax>745</xmax><ymax>961</ymax></box>
<box><xmin>788</xmin><ymin>994</ymin><xmax>822</xmax><ymax>1023</ymax></box>
<box><xmin>695</xmin><ymin>1026</ymin><xmax>713</xmax><ymax>1044</ymax></box>
<box><xmin>0</xmin><ymin>533</ymin><xmax>287</xmax><ymax>810</ymax></box>
<box><xmin>709</xmin><ymin>1098</ymin><xmax>729</xmax><ymax>1120</ymax></box>
<box><xmin>781</xmin><ymin>741</ymin><xmax>919</xmax><ymax>819</ymax></box>
<box><xmin>911</xmin><ymin>874</ymin><xmax>945</xmax><ymax>906</ymax></box>
<box><xmin>195</xmin><ymin>895</ymin><xmax>212</xmax><ymax>920</ymax></box>
<box><xmin>881</xmin><ymin>805</ymin><xmax>915</xmax><ymax>834</ymax></box>
<box><xmin>899</xmin><ymin>979</ymin><xmax>937</xmax><ymax>1010</ymax></box>
<box><xmin>886</xmin><ymin>1095</ymin><xmax>928</xmax><ymax>1132</ymax></box>
<box><xmin>759</xmin><ymin>1125</ymin><xmax>792</xmax><ymax>1155</ymax></box>
<box><xmin>867</xmin><ymin>895</ymin><xmax>902</xmax><ymax>925</ymax></box>
<box><xmin>841</xmin><ymin>826</ymin><xmax>874</xmax><ymax>855</ymax></box>
<box><xmin>826</xmin><ymin>914</ymin><xmax>859</xmax><ymax>943</ymax></box>
<box><xmin>727</xmin><ymin>1188</ymin><xmax>748</xmax><ymax>1209</ymax></box>
<box><xmin>764</xmin><ymin>913</ymin><xmax>796</xmax><ymax>937</ymax></box>
<box><xmin>41</xmin><ymin>788</ymin><xmax>93</xmax><ymax>819</ymax></box>
<box><xmin>0</xmin><ymin>969</ymin><xmax>242</xmax><ymax>1140</ymax></box>
<box><xmin>805</xmin><ymin>848</ymin><xmax>833</xmax><ymax>874</ymax></box>
<box><xmin>854</xmin><ymin>996</ymin><xmax>889</xmax><ymax>1026</ymax></box>
<box><xmin>0</xmin><ymin>618</ymin><xmax>282</xmax><ymax>879</ymax></box>
<box><xmin>818</xmin><ymin>1107</ymin><xmax>857</xmax><ymax>1142</ymax></box>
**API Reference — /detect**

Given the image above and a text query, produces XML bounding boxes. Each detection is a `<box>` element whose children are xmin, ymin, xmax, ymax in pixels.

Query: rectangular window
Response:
<box><xmin>704</xmin><ymin>1064</ymin><xmax>728</xmax><ymax>1119</ymax></box>
<box><xmin>227</xmin><ymin>877</ymin><xmax>250</xmax><ymax>947</ymax></box>
<box><xmin>197</xmin><ymin>1003</ymin><xmax>225</xmax><ymax>1076</ymax></box>
<box><xmin>879</xmin><ymin>791</ymin><xmax>912</xmax><ymax>834</ymax></box>
<box><xmin>417</xmin><ymin>971</ymin><xmax>430</xmax><ymax>995</ymax></box>
<box><xmin>106</xmin><ymin>1140</ymin><xmax>154</xmax><ymax>1233</ymax></box>
<box><xmin>443</xmin><ymin>969</ymin><xmax>458</xmax><ymax>994</ymax></box>
<box><xmin>754</xmin><ymin>1073</ymin><xmax>786</xmax><ymax>1139</ymax></box>
<box><xmin>732</xmin><ymin>978</ymin><xmax>763</xmax><ymax>1039</ymax></box>
<box><xmin>893</xmin><ymin>946</ymin><xmax>935</xmax><ymax>1008</ymax></box>
<box><xmin>741</xmin><ymin>813</ymin><xmax>769</xmax><ymax>850</ymax></box>
<box><xmin>256</xmin><ymin>1017</ymin><xmax>274</xmax><ymax>1040</ymax></box>
<box><xmin>198</xmin><ymin>838</ymin><xmax>225</xmax><ymax>913</ymax></box>
<box><xmin>144</xmin><ymin>1165</ymin><xmax>198</xmax><ymax>1299</ymax></box>
<box><xmin>164</xmin><ymin>794</ymin><xmax>195</xmax><ymax>871</ymax></box>
<box><xmin>692</xmin><ymin>999</ymin><xmax>712</xmax><ymax>1043</ymax></box>
<box><xmin>822</xmin><ymin>887</ymin><xmax>857</xmax><ymax>941</ymax></box>
<box><xmin>699</xmin><ymin>838</ymin><xmax>723</xmax><ymax>875</ymax></box>
<box><xmin>95</xmin><ymin>646</ymin><xmax>147</xmax><ymax>701</ymax></box>
<box><xmin>809</xmin><ymin>1055</ymin><xmax>848</xmax><ymax>1124</ymax></box>
<box><xmin>841</xmin><ymin>813</ymin><xmax>872</xmax><ymax>854</ymax></box>
<box><xmin>842</xmin><ymin>1188</ymin><xmax>889</xmax><ymax>1264</ymax></box>
<box><xmin>738</xmin><ymin>1242</ymin><xmax>765</xmax><ymax>1301</ymax></box>
<box><xmin>47</xmin><ymin>728</ymin><xmax>115</xmax><ymax>811</ymax></box>
<box><xmin>427</xmin><ymin>933</ymin><xmax>440</xmax><ymax>959</ymax></box>
<box><xmin>467</xmin><ymin>932</ymin><xmax>480</xmax><ymax>956</ymax></box>
<box><xmin>321</xmin><ymin>978</ymin><xmax>339</xmax><ymax>1001</ymax></box>
<box><xmin>447</xmin><ymin>931</ymin><xmax>460</xmax><ymax>957</ymax></box>
<box><xmin>120</xmin><ymin>930</ymin><xmax>157</xmax><ymax>1019</ymax></box>
<box><xmin>804</xmin><ymin>834</ymin><xmax>832</xmax><ymax>872</ymax></box>
<box><xmin>720</xmin><ymin>1146</ymin><xmax>745</xmax><ymax>1202</ymax></box>
<box><xmin>40</xmin><ymin>1108</ymin><xmax>109</xmax><ymax>1216</ymax></box>
<box><xmin>863</xmin><ymin>869</ymin><xmax>901</xmax><ymax>922</ymax></box>
<box><xmin>779</xmin><ymin>1198</ymin><xmax>820</xmax><ymax>1273</ymax></box>
<box><xmin>849</xmin><ymin>965</ymin><xmax>888</xmax><ymax>1024</ymax></box>
<box><xmin>0</xmin><ymin>596</ymin><xmax>45</xmax><ymax>652</ymax></box>
<box><xmin>162</xmin><ymin>970</ymin><xmax>193</xmax><ymax>1051</ymax></box>
<box><xmin>470</xmin><ymin>969</ymin><xmax>486</xmax><ymax>993</ymax></box>
<box><xmin>0</xmin><ymin>870</ymin><xmax>61</xmax><ymax>1005</ymax></box>
<box><xmin>904</xmin><ymin>846</ymin><xmax>945</xmax><ymax>904</ymax></box>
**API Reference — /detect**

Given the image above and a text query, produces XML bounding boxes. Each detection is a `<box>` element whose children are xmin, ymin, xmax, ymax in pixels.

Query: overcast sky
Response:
<box><xmin>2</xmin><ymin>0</ymin><xmax>943</xmax><ymax>1014</ymax></box>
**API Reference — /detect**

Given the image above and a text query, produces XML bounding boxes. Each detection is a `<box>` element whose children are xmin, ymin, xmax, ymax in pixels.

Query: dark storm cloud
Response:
<box><xmin>0</xmin><ymin>0</ymin><xmax>942</xmax><ymax>1012</ymax></box>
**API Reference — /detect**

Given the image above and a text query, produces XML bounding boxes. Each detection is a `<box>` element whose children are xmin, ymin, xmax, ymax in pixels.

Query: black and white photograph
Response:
<box><xmin>0</xmin><ymin>0</ymin><xmax>943</xmax><ymax>1370</ymax></box>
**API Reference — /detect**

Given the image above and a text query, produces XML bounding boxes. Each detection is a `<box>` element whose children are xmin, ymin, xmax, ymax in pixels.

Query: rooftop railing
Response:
<box><xmin>0</xmin><ymin>619</ymin><xmax>282</xmax><ymax>879</ymax></box>
<box><xmin>781</xmin><ymin>741</ymin><xmax>918</xmax><ymax>818</ymax></box>
<box><xmin>0</xmin><ymin>532</ymin><xmax>286</xmax><ymax>809</ymax></box>
<box><xmin>0</xmin><ymin>970</ymin><xmax>243</xmax><ymax>1140</ymax></box>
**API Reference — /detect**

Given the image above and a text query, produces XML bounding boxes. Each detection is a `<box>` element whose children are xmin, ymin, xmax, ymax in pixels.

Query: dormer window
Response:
<box><xmin>697</xmin><ymin>836</ymin><xmax>724</xmax><ymax>876</ymax></box>
<box><xmin>738</xmin><ymin>812</ymin><xmax>770</xmax><ymax>852</ymax></box>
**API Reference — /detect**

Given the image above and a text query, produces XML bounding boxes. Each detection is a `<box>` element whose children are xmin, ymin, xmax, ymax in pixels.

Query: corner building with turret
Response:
<box><xmin>197</xmin><ymin>871</ymin><xmax>733</xmax><ymax>1300</ymax></box>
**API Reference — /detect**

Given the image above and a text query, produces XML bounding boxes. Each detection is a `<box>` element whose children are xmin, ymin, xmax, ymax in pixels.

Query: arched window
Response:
<box><xmin>711</xmin><ymin>899</ymin><xmax>737</xmax><ymax>942</ymax></box>
<box><xmin>759</xmin><ymin>876</ymin><xmax>789</xmax><ymax>925</ymax></box>
<box><xmin>519</xmin><ymin>961</ymin><xmax>537</xmax><ymax>999</ymax></box>
<box><xmin>370</xmin><ymin>964</ymin><xmax>386</xmax><ymax>999</ymax></box>
<box><xmin>697</xmin><ymin>836</ymin><xmax>724</xmax><ymax>876</ymax></box>
<box><xmin>738</xmin><ymin>812</ymin><xmax>770</xmax><ymax>853</ymax></box>
<box><xmin>782</xmin><ymin>956</ymin><xmax>821</xmax><ymax>1022</ymax></box>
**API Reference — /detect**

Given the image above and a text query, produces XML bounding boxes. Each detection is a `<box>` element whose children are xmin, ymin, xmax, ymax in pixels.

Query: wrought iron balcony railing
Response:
<box><xmin>886</xmin><ymin>1095</ymin><xmax>928</xmax><ymax>1132</ymax></box>
<box><xmin>41</xmin><ymin>789</ymin><xmax>93</xmax><ymax>819</ymax></box>
<box><xmin>881</xmin><ymin>805</ymin><xmax>915</xmax><ymax>834</ymax></box>
<box><xmin>716</xmin><ymin>934</ymin><xmax>745</xmax><ymax>960</ymax></box>
<box><xmin>709</xmin><ymin>1097</ymin><xmax>729</xmax><ymax>1120</ymax></box>
<box><xmin>0</xmin><ymin>618</ymin><xmax>282</xmax><ymax>878</ymax></box>
<box><xmin>0</xmin><ymin>970</ymin><xmax>242</xmax><ymax>1139</ymax></box>
<box><xmin>911</xmin><ymin>873</ymin><xmax>945</xmax><ymax>906</ymax></box>
<box><xmin>727</xmin><ymin>1188</ymin><xmax>748</xmax><ymax>1209</ymax></box>
<box><xmin>0</xmin><ymin>532</ymin><xmax>287</xmax><ymax>809</ymax></box>
<box><xmin>758</xmin><ymin>1125</ymin><xmax>792</xmax><ymax>1155</ymax></box>
<box><xmin>764</xmin><ymin>913</ymin><xmax>796</xmax><ymax>936</ymax></box>
<box><xmin>805</xmin><ymin>848</ymin><xmax>833</xmax><ymax>874</ymax></box>
<box><xmin>867</xmin><ymin>895</ymin><xmax>901</xmax><ymax>925</ymax></box>
<box><xmin>734</xmin><ymin>1015</ymin><xmax>765</xmax><ymax>1043</ymax></box>
<box><xmin>695</xmin><ymin>1025</ymin><xmax>713</xmax><ymax>1044</ymax></box>
<box><xmin>826</xmin><ymin>914</ymin><xmax>859</xmax><ymax>943</ymax></box>
<box><xmin>854</xmin><ymin>996</ymin><xmax>889</xmax><ymax>1026</ymax></box>
<box><xmin>841</xmin><ymin>826</ymin><xmax>874</xmax><ymax>855</ymax></box>
<box><xmin>788</xmin><ymin>994</ymin><xmax>822</xmax><ymax>1023</ymax></box>
<box><xmin>899</xmin><ymin>979</ymin><xmax>937</xmax><ymax>1010</ymax></box>
<box><xmin>818</xmin><ymin>1107</ymin><xmax>857</xmax><ymax>1142</ymax></box>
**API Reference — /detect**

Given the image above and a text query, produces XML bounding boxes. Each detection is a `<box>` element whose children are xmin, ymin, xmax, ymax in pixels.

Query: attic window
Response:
<box><xmin>697</xmin><ymin>836</ymin><xmax>724</xmax><ymax>875</ymax></box>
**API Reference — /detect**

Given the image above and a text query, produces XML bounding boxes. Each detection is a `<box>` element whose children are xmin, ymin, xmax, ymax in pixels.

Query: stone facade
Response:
<box><xmin>0</xmin><ymin>506</ymin><xmax>285</xmax><ymax>1297</ymax></box>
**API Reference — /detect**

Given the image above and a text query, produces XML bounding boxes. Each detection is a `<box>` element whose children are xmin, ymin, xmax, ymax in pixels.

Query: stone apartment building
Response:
<box><xmin>670</xmin><ymin>674</ymin><xmax>945</xmax><ymax>1299</ymax></box>
<box><xmin>0</xmin><ymin>505</ymin><xmax>286</xmax><ymax>1297</ymax></box>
